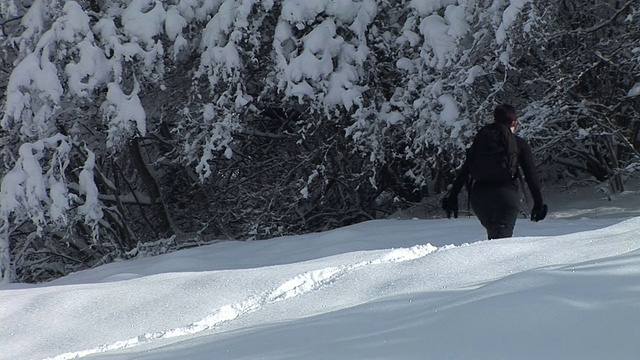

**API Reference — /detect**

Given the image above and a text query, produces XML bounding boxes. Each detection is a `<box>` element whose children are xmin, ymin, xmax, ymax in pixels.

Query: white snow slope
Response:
<box><xmin>1</xmin><ymin>186</ymin><xmax>639</xmax><ymax>360</ymax></box>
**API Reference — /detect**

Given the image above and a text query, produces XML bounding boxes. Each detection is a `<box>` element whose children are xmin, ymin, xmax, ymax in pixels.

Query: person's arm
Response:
<box><xmin>450</xmin><ymin>156</ymin><xmax>470</xmax><ymax>197</ymax></box>
<box><xmin>517</xmin><ymin>137</ymin><xmax>543</xmax><ymax>205</ymax></box>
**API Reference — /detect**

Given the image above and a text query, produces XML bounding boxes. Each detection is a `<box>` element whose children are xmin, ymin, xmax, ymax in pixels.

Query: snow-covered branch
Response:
<box><xmin>1</xmin><ymin>0</ymin><xmax>638</xmax><ymax>283</ymax></box>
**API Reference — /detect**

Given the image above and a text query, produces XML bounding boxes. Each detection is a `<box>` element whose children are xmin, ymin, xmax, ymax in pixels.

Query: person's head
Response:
<box><xmin>494</xmin><ymin>104</ymin><xmax>518</xmax><ymax>132</ymax></box>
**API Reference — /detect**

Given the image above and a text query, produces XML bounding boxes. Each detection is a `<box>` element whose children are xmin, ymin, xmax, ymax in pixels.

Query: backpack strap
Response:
<box><xmin>466</xmin><ymin>175</ymin><xmax>473</xmax><ymax>216</ymax></box>
<box><xmin>506</xmin><ymin>128</ymin><xmax>518</xmax><ymax>180</ymax></box>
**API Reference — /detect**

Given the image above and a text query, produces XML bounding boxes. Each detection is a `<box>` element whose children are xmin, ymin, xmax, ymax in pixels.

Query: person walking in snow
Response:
<box><xmin>442</xmin><ymin>104</ymin><xmax>547</xmax><ymax>239</ymax></box>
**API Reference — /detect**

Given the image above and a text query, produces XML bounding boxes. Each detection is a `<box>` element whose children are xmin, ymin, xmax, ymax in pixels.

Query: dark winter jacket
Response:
<box><xmin>449</xmin><ymin>133</ymin><xmax>543</xmax><ymax>207</ymax></box>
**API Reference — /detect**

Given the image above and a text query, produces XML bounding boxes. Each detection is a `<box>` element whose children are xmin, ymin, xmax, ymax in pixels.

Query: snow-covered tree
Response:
<box><xmin>508</xmin><ymin>0</ymin><xmax>640</xmax><ymax>194</ymax></box>
<box><xmin>1</xmin><ymin>0</ymin><xmax>638</xmax><ymax>283</ymax></box>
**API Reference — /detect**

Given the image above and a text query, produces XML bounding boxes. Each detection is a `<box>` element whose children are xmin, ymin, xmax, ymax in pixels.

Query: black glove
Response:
<box><xmin>442</xmin><ymin>194</ymin><xmax>458</xmax><ymax>219</ymax></box>
<box><xmin>531</xmin><ymin>203</ymin><xmax>548</xmax><ymax>222</ymax></box>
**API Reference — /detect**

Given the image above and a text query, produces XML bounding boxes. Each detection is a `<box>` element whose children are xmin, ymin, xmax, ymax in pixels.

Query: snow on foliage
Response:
<box><xmin>0</xmin><ymin>134</ymin><xmax>72</xmax><ymax>280</ymax></box>
<box><xmin>0</xmin><ymin>134</ymin><xmax>70</xmax><ymax>231</ymax></box>
<box><xmin>2</xmin><ymin>52</ymin><xmax>63</xmax><ymax>137</ymax></box>
<box><xmin>103</xmin><ymin>81</ymin><xmax>147</xmax><ymax>148</ymax></box>
<box><xmin>1</xmin><ymin>0</ymin><xmax>638</xmax><ymax>283</ymax></box>
<box><xmin>495</xmin><ymin>0</ymin><xmax>532</xmax><ymax>45</ymax></box>
<box><xmin>77</xmin><ymin>147</ymin><xmax>103</xmax><ymax>240</ymax></box>
<box><xmin>274</xmin><ymin>0</ymin><xmax>375</xmax><ymax>108</ymax></box>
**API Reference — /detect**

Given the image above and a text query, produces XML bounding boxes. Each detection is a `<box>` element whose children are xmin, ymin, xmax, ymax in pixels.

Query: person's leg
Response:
<box><xmin>487</xmin><ymin>205</ymin><xmax>519</xmax><ymax>239</ymax></box>
<box><xmin>471</xmin><ymin>188</ymin><xmax>495</xmax><ymax>239</ymax></box>
<box><xmin>472</xmin><ymin>186</ymin><xmax>520</xmax><ymax>240</ymax></box>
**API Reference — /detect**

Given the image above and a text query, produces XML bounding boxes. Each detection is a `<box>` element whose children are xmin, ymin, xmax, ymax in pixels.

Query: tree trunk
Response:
<box><xmin>128</xmin><ymin>137</ymin><xmax>180</xmax><ymax>237</ymax></box>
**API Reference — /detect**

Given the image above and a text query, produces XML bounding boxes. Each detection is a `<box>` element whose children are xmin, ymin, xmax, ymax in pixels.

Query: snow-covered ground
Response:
<box><xmin>1</xmin><ymin>185</ymin><xmax>639</xmax><ymax>360</ymax></box>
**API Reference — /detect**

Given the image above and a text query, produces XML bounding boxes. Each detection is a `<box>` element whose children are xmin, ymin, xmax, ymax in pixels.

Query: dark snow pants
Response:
<box><xmin>471</xmin><ymin>185</ymin><xmax>520</xmax><ymax>240</ymax></box>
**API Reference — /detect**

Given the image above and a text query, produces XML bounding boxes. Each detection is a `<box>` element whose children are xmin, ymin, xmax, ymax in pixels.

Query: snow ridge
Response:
<box><xmin>46</xmin><ymin>244</ymin><xmax>439</xmax><ymax>360</ymax></box>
